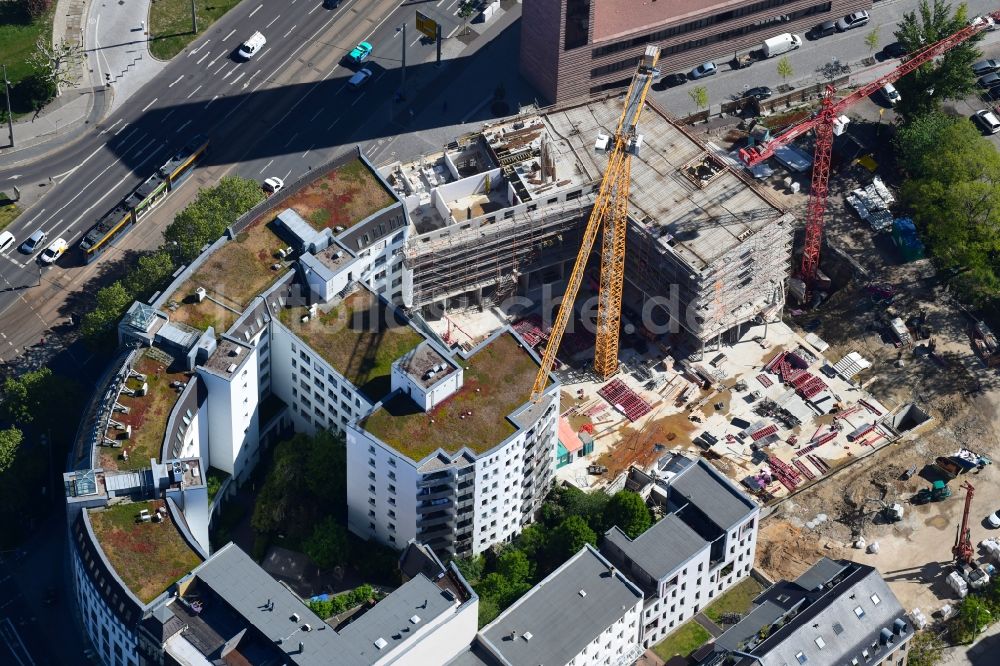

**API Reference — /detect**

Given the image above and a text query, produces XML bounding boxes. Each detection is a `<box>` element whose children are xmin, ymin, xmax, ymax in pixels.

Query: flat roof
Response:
<box><xmin>481</xmin><ymin>545</ymin><xmax>642</xmax><ymax>666</ymax></box>
<box><xmin>278</xmin><ymin>288</ymin><xmax>424</xmax><ymax>401</ymax></box>
<box><xmin>541</xmin><ymin>98</ymin><xmax>785</xmax><ymax>272</ymax></box>
<box><xmin>362</xmin><ymin>332</ymin><xmax>542</xmax><ymax>462</ymax></box>
<box><xmin>283</xmin><ymin>157</ymin><xmax>396</xmax><ymax>233</ymax></box>
<box><xmin>396</xmin><ymin>340</ymin><xmax>456</xmax><ymax>390</ymax></box>
<box><xmin>88</xmin><ymin>500</ymin><xmax>202</xmax><ymax>605</ymax></box>
<box><xmin>605</xmin><ymin>514</ymin><xmax>706</xmax><ymax>581</ymax></box>
<box><xmin>201</xmin><ymin>338</ymin><xmax>254</xmax><ymax>378</ymax></box>
<box><xmin>668</xmin><ymin>459</ymin><xmax>757</xmax><ymax>530</ymax></box>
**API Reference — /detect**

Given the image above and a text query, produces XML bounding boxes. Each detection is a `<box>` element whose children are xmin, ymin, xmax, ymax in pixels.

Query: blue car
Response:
<box><xmin>348</xmin><ymin>41</ymin><xmax>372</xmax><ymax>64</ymax></box>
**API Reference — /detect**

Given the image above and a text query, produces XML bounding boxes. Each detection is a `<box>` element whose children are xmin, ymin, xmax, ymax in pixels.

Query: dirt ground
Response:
<box><xmin>746</xmin><ymin>144</ymin><xmax>1000</xmax><ymax>617</ymax></box>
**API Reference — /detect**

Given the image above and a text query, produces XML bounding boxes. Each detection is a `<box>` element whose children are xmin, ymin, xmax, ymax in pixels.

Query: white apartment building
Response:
<box><xmin>477</xmin><ymin>544</ymin><xmax>645</xmax><ymax>666</ymax></box>
<box><xmin>601</xmin><ymin>455</ymin><xmax>760</xmax><ymax>648</ymax></box>
<box><xmin>346</xmin><ymin>329</ymin><xmax>559</xmax><ymax>558</ymax></box>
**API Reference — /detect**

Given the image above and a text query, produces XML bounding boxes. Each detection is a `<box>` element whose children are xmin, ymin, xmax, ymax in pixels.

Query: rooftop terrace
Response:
<box><xmin>106</xmin><ymin>350</ymin><xmax>189</xmax><ymax>471</ymax></box>
<box><xmin>88</xmin><ymin>500</ymin><xmax>202</xmax><ymax>605</ymax></box>
<box><xmin>166</xmin><ymin>218</ymin><xmax>287</xmax><ymax>332</ymax></box>
<box><xmin>278</xmin><ymin>289</ymin><xmax>423</xmax><ymax>400</ymax></box>
<box><xmin>363</xmin><ymin>332</ymin><xmax>542</xmax><ymax>462</ymax></box>
<box><xmin>283</xmin><ymin>157</ymin><xmax>395</xmax><ymax>232</ymax></box>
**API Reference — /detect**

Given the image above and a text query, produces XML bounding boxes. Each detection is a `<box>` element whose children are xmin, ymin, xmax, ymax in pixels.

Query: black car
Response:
<box><xmin>743</xmin><ymin>86</ymin><xmax>773</xmax><ymax>100</ymax></box>
<box><xmin>985</xmin><ymin>85</ymin><xmax>1000</xmax><ymax>101</ymax></box>
<box><xmin>807</xmin><ymin>20</ymin><xmax>837</xmax><ymax>40</ymax></box>
<box><xmin>657</xmin><ymin>72</ymin><xmax>688</xmax><ymax>89</ymax></box>
<box><xmin>882</xmin><ymin>42</ymin><xmax>908</xmax><ymax>59</ymax></box>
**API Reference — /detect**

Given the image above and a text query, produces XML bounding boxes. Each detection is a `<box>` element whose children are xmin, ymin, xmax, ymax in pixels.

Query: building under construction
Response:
<box><xmin>383</xmin><ymin>97</ymin><xmax>794</xmax><ymax>352</ymax></box>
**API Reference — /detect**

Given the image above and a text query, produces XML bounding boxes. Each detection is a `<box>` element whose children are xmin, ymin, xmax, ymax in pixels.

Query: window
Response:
<box><xmin>870</xmin><ymin>593</ymin><xmax>881</xmax><ymax>605</ymax></box>
<box><xmin>814</xmin><ymin>636</ymin><xmax>826</xmax><ymax>649</ymax></box>
<box><xmin>795</xmin><ymin>652</ymin><xmax>807</xmax><ymax>664</ymax></box>
<box><xmin>854</xmin><ymin>606</ymin><xmax>865</xmax><ymax>619</ymax></box>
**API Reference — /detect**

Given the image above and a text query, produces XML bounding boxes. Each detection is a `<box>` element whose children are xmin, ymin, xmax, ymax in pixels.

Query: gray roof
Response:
<box><xmin>480</xmin><ymin>545</ymin><xmax>643</xmax><ymax>666</ymax></box>
<box><xmin>668</xmin><ymin>459</ymin><xmax>757</xmax><ymax>531</ymax></box>
<box><xmin>605</xmin><ymin>514</ymin><xmax>705</xmax><ymax>581</ymax></box>
<box><xmin>445</xmin><ymin>641</ymin><xmax>502</xmax><ymax>665</ymax></box>
<box><xmin>795</xmin><ymin>557</ymin><xmax>849</xmax><ymax>592</ymax></box>
<box><xmin>276</xmin><ymin>208</ymin><xmax>331</xmax><ymax>252</ymax></box>
<box><xmin>337</xmin><ymin>573</ymin><xmax>457</xmax><ymax>659</ymax></box>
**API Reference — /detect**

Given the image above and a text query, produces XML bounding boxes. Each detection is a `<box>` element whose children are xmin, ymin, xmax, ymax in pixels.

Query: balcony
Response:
<box><xmin>419</xmin><ymin>524</ymin><xmax>455</xmax><ymax>542</ymax></box>
<box><xmin>417</xmin><ymin>470</ymin><xmax>454</xmax><ymax>487</ymax></box>
<box><xmin>417</xmin><ymin>498</ymin><xmax>454</xmax><ymax>514</ymax></box>
<box><xmin>417</xmin><ymin>513</ymin><xmax>456</xmax><ymax>529</ymax></box>
<box><xmin>417</xmin><ymin>486</ymin><xmax>454</xmax><ymax>502</ymax></box>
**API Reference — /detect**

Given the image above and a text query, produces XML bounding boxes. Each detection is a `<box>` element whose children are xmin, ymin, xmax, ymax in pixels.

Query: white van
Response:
<box><xmin>0</xmin><ymin>230</ymin><xmax>14</xmax><ymax>253</ymax></box>
<box><xmin>761</xmin><ymin>33</ymin><xmax>803</xmax><ymax>58</ymax></box>
<box><xmin>238</xmin><ymin>31</ymin><xmax>266</xmax><ymax>60</ymax></box>
<box><xmin>973</xmin><ymin>109</ymin><xmax>1000</xmax><ymax>134</ymax></box>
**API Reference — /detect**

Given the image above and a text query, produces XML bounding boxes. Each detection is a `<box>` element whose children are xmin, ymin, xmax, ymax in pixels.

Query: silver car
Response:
<box><xmin>836</xmin><ymin>11</ymin><xmax>870</xmax><ymax>31</ymax></box>
<box><xmin>689</xmin><ymin>62</ymin><xmax>717</xmax><ymax>79</ymax></box>
<box><xmin>972</xmin><ymin>59</ymin><xmax>1000</xmax><ymax>76</ymax></box>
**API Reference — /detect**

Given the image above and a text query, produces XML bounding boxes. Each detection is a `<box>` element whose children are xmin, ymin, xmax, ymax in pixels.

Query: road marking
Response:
<box><xmin>176</xmin><ymin>119</ymin><xmax>193</xmax><ymax>133</ymax></box>
<box><xmin>99</xmin><ymin>119</ymin><xmax>124</xmax><ymax>135</ymax></box>
<box><xmin>161</xmin><ymin>110</ymin><xmax>175</xmax><ymax>123</ymax></box>
<box><xmin>242</xmin><ymin>70</ymin><xmax>261</xmax><ymax>88</ymax></box>
<box><xmin>309</xmin><ymin>106</ymin><xmax>325</xmax><ymax>121</ymax></box>
<box><xmin>308</xmin><ymin>3</ymin><xmax>321</xmax><ymax>15</ymax></box>
<box><xmin>196</xmin><ymin>51</ymin><xmax>211</xmax><ymax>65</ymax></box>
<box><xmin>283</xmin><ymin>168</ymin><xmax>292</xmax><ymax>181</ymax></box>
<box><xmin>93</xmin><ymin>15</ymin><xmax>105</xmax><ymax>85</ymax></box>
<box><xmin>168</xmin><ymin>75</ymin><xmax>185</xmax><ymax>87</ymax></box>
<box><xmin>7</xmin><ymin>174</ymin><xmax>21</xmax><ymax>180</ymax></box>
<box><xmin>205</xmin><ymin>95</ymin><xmax>220</xmax><ymax>109</ymax></box>
<box><xmin>141</xmin><ymin>97</ymin><xmax>158</xmax><ymax>112</ymax></box>
<box><xmin>187</xmin><ymin>84</ymin><xmax>203</xmax><ymax>98</ymax></box>
<box><xmin>188</xmin><ymin>38</ymin><xmax>211</xmax><ymax>56</ymax></box>
<box><xmin>265</xmin><ymin>15</ymin><xmax>281</xmax><ymax>28</ymax></box>
<box><xmin>283</xmin><ymin>132</ymin><xmax>299</xmax><ymax>147</ymax></box>
<box><xmin>256</xmin><ymin>46</ymin><xmax>271</xmax><ymax>62</ymax></box>
<box><xmin>249</xmin><ymin>3</ymin><xmax>262</xmax><ymax>18</ymax></box>
<box><xmin>350</xmin><ymin>92</ymin><xmax>367</xmax><ymax>106</ymax></box>
<box><xmin>301</xmin><ymin>144</ymin><xmax>314</xmax><ymax>158</ymax></box>
<box><xmin>410</xmin><ymin>36</ymin><xmax>422</xmax><ymax>48</ymax></box>
<box><xmin>283</xmin><ymin>24</ymin><xmax>298</xmax><ymax>39</ymax></box>
<box><xmin>231</xmin><ymin>72</ymin><xmax>246</xmax><ymax>86</ymax></box>
<box><xmin>113</xmin><ymin>122</ymin><xmax>129</xmax><ymax>136</ymax></box>
<box><xmin>213</xmin><ymin>62</ymin><xmax>228</xmax><ymax>75</ymax></box>
<box><xmin>223</xmin><ymin>28</ymin><xmax>237</xmax><ymax>41</ymax></box>
<box><xmin>326</xmin><ymin>116</ymin><xmax>341</xmax><ymax>131</ymax></box>
<box><xmin>258</xmin><ymin>159</ymin><xmax>274</xmax><ymax>174</ymax></box>
<box><xmin>222</xmin><ymin>69</ymin><xmax>233</xmax><ymax>80</ymax></box>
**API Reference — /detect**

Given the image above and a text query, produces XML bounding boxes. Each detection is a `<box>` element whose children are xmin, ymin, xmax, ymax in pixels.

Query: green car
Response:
<box><xmin>348</xmin><ymin>41</ymin><xmax>372</xmax><ymax>64</ymax></box>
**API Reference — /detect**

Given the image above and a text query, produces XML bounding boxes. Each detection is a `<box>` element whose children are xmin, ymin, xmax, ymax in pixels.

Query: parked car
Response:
<box><xmin>989</xmin><ymin>511</ymin><xmax>1000</xmax><ymax>528</ymax></box>
<box><xmin>262</xmin><ymin>177</ymin><xmax>284</xmax><ymax>195</ymax></box>
<box><xmin>882</xmin><ymin>42</ymin><xmax>908</xmax><ymax>59</ymax></box>
<box><xmin>20</xmin><ymin>228</ymin><xmax>46</xmax><ymax>254</ymax></box>
<box><xmin>0</xmin><ymin>230</ymin><xmax>14</xmax><ymax>253</ymax></box>
<box><xmin>973</xmin><ymin>59</ymin><xmax>1000</xmax><ymax>76</ymax></box>
<box><xmin>973</xmin><ymin>109</ymin><xmax>1000</xmax><ymax>134</ymax></box>
<box><xmin>657</xmin><ymin>72</ymin><xmax>688</xmax><ymax>88</ymax></box>
<box><xmin>689</xmin><ymin>61</ymin><xmax>717</xmax><ymax>79</ymax></box>
<box><xmin>836</xmin><ymin>11</ymin><xmax>870</xmax><ymax>32</ymax></box>
<box><xmin>39</xmin><ymin>238</ymin><xmax>67</xmax><ymax>264</ymax></box>
<box><xmin>347</xmin><ymin>41</ymin><xmax>373</xmax><ymax>64</ymax></box>
<box><xmin>978</xmin><ymin>72</ymin><xmax>1000</xmax><ymax>88</ymax></box>
<box><xmin>348</xmin><ymin>67</ymin><xmax>373</xmax><ymax>89</ymax></box>
<box><xmin>881</xmin><ymin>83</ymin><xmax>901</xmax><ymax>105</ymax></box>
<box><xmin>807</xmin><ymin>20</ymin><xmax>837</xmax><ymax>40</ymax></box>
<box><xmin>985</xmin><ymin>85</ymin><xmax>1000</xmax><ymax>101</ymax></box>
<box><xmin>742</xmin><ymin>86</ymin><xmax>773</xmax><ymax>100</ymax></box>
<box><xmin>323</xmin><ymin>0</ymin><xmax>341</xmax><ymax>7</ymax></box>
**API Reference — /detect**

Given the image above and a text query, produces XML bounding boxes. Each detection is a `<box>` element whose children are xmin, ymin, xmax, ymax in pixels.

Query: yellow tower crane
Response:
<box><xmin>530</xmin><ymin>45</ymin><xmax>661</xmax><ymax>400</ymax></box>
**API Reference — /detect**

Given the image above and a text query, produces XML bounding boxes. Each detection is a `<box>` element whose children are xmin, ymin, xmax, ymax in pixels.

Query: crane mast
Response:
<box><xmin>530</xmin><ymin>45</ymin><xmax>660</xmax><ymax>400</ymax></box>
<box><xmin>739</xmin><ymin>12</ymin><xmax>1000</xmax><ymax>284</ymax></box>
<box><xmin>953</xmin><ymin>481</ymin><xmax>975</xmax><ymax>565</ymax></box>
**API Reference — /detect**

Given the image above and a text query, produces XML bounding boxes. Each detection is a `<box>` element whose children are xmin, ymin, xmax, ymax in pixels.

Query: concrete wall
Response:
<box><xmin>390</xmin><ymin>363</ymin><xmax>463</xmax><ymax>412</ymax></box>
<box><xmin>346</xmin><ymin>426</ymin><xmax>420</xmax><ymax>549</ymax></box>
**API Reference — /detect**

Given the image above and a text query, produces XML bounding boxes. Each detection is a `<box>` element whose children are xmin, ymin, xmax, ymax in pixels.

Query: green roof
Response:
<box><xmin>362</xmin><ymin>333</ymin><xmax>541</xmax><ymax>462</ymax></box>
<box><xmin>278</xmin><ymin>289</ymin><xmax>423</xmax><ymax>400</ymax></box>
<box><xmin>88</xmin><ymin>500</ymin><xmax>202</xmax><ymax>604</ymax></box>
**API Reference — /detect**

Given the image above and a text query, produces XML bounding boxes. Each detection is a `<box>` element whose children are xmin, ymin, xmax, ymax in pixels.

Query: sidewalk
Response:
<box><xmin>0</xmin><ymin>0</ymin><xmax>163</xmax><ymax>166</ymax></box>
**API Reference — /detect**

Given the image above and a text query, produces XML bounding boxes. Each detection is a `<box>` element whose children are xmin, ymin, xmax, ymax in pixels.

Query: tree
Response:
<box><xmin>28</xmin><ymin>37</ymin><xmax>84</xmax><ymax>97</ymax></box>
<box><xmin>497</xmin><ymin>549</ymin><xmax>533</xmax><ymax>585</ymax></box>
<box><xmin>514</xmin><ymin>523</ymin><xmax>549</xmax><ymax>560</ymax></box>
<box><xmin>1</xmin><ymin>368</ymin><xmax>79</xmax><ymax>427</ymax></box>
<box><xmin>549</xmin><ymin>515</ymin><xmax>597</xmax><ymax>562</ymax></box>
<box><xmin>12</xmin><ymin>71</ymin><xmax>56</xmax><ymax>113</ymax></box>
<box><xmin>124</xmin><ymin>251</ymin><xmax>176</xmax><ymax>297</ymax></box>
<box><xmin>865</xmin><ymin>27</ymin><xmax>881</xmax><ymax>55</ymax></box>
<box><xmin>0</xmin><ymin>428</ymin><xmax>23</xmax><ymax>474</ymax></box>
<box><xmin>893</xmin><ymin>0</ymin><xmax>981</xmax><ymax>119</ymax></box>
<box><xmin>688</xmin><ymin>86</ymin><xmax>709</xmax><ymax>113</ymax></box>
<box><xmin>894</xmin><ymin>110</ymin><xmax>965</xmax><ymax>178</ymax></box>
<box><xmin>907</xmin><ymin>630</ymin><xmax>944</xmax><ymax>666</ymax></box>
<box><xmin>776</xmin><ymin>57</ymin><xmax>794</xmax><ymax>85</ymax></box>
<box><xmin>952</xmin><ymin>595</ymin><xmax>991</xmax><ymax>643</ymax></box>
<box><xmin>453</xmin><ymin>555</ymin><xmax>485</xmax><ymax>584</ymax></box>
<box><xmin>303</xmin><ymin>517</ymin><xmax>349</xmax><ymax>569</ymax></box>
<box><xmin>165</xmin><ymin>176</ymin><xmax>264</xmax><ymax>261</ymax></box>
<box><xmin>304</xmin><ymin>430</ymin><xmax>347</xmax><ymax>513</ymax></box>
<box><xmin>22</xmin><ymin>0</ymin><xmax>54</xmax><ymax>19</ymax></box>
<box><xmin>606</xmin><ymin>490</ymin><xmax>652</xmax><ymax>538</ymax></box>
<box><xmin>81</xmin><ymin>281</ymin><xmax>133</xmax><ymax>340</ymax></box>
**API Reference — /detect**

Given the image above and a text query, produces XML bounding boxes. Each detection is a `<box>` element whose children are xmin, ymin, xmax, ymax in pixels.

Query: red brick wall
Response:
<box><xmin>520</xmin><ymin>0</ymin><xmax>566</xmax><ymax>103</ymax></box>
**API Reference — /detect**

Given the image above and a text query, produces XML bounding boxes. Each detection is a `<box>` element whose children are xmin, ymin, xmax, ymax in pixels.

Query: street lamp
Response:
<box><xmin>2</xmin><ymin>64</ymin><xmax>13</xmax><ymax>148</ymax></box>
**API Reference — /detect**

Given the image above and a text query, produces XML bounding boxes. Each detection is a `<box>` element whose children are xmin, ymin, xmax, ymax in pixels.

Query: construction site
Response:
<box><xmin>378</xmin><ymin>33</ymin><xmax>1000</xmax><ymax>629</ymax></box>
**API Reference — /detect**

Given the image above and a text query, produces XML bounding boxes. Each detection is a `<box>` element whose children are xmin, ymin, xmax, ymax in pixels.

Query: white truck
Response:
<box><xmin>761</xmin><ymin>33</ymin><xmax>802</xmax><ymax>58</ymax></box>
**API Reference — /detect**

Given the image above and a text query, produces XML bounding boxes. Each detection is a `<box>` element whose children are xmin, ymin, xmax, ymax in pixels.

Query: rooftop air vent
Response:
<box><xmin>409</xmin><ymin>615</ymin><xmax>421</xmax><ymax>625</ymax></box>
<box><xmin>374</xmin><ymin>637</ymin><xmax>388</xmax><ymax>650</ymax></box>
<box><xmin>523</xmin><ymin>632</ymin><xmax>533</xmax><ymax>641</ymax></box>
<box><xmin>578</xmin><ymin>590</ymin><xmax>587</xmax><ymax>598</ymax></box>
<box><xmin>227</xmin><ymin>363</ymin><xmax>238</xmax><ymax>373</ymax></box>
<box><xmin>290</xmin><ymin>613</ymin><xmax>300</xmax><ymax>623</ymax></box>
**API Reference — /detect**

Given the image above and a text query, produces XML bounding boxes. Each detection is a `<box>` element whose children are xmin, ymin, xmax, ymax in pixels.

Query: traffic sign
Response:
<box><xmin>416</xmin><ymin>10</ymin><xmax>438</xmax><ymax>39</ymax></box>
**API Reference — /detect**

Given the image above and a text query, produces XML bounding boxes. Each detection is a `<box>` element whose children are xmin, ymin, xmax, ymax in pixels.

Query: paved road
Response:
<box><xmin>648</xmin><ymin>0</ymin><xmax>1000</xmax><ymax>113</ymax></box>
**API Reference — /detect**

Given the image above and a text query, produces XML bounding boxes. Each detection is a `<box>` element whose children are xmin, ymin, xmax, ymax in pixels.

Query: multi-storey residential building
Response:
<box><xmin>476</xmin><ymin>544</ymin><xmax>645</xmax><ymax>666</ymax></box>
<box><xmin>600</xmin><ymin>455</ymin><xmax>760</xmax><ymax>648</ymax></box>
<box><xmin>520</xmin><ymin>0</ymin><xmax>871</xmax><ymax>103</ymax></box>
<box><xmin>701</xmin><ymin>558</ymin><xmax>914</xmax><ymax>666</ymax></box>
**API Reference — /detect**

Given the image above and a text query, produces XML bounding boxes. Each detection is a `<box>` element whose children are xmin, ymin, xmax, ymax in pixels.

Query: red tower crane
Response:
<box><xmin>738</xmin><ymin>13</ymin><xmax>1000</xmax><ymax>285</ymax></box>
<box><xmin>953</xmin><ymin>481</ymin><xmax>975</xmax><ymax>565</ymax></box>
